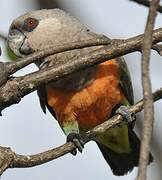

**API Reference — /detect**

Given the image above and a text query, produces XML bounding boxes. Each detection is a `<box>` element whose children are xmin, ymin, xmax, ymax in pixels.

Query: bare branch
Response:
<box><xmin>130</xmin><ymin>0</ymin><xmax>162</xmax><ymax>13</ymax></box>
<box><xmin>6</xmin><ymin>34</ymin><xmax>111</xmax><ymax>75</ymax></box>
<box><xmin>1</xmin><ymin>28</ymin><xmax>162</xmax><ymax>113</ymax></box>
<box><xmin>3</xmin><ymin>28</ymin><xmax>162</xmax><ymax>78</ymax></box>
<box><xmin>0</xmin><ymin>88</ymin><xmax>161</xmax><ymax>176</ymax></box>
<box><xmin>137</xmin><ymin>0</ymin><xmax>159</xmax><ymax>180</ymax></box>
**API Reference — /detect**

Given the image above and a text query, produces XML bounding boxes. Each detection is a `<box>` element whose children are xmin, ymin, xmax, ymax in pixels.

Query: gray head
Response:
<box><xmin>7</xmin><ymin>9</ymin><xmax>89</xmax><ymax>57</ymax></box>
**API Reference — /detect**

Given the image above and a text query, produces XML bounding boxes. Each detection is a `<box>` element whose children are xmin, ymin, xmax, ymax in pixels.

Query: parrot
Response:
<box><xmin>7</xmin><ymin>9</ymin><xmax>153</xmax><ymax>176</ymax></box>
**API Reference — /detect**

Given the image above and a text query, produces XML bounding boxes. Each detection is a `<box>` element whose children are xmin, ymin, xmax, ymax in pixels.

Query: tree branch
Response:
<box><xmin>130</xmin><ymin>0</ymin><xmax>162</xmax><ymax>13</ymax></box>
<box><xmin>5</xmin><ymin>34</ymin><xmax>111</xmax><ymax>76</ymax></box>
<box><xmin>2</xmin><ymin>28</ymin><xmax>162</xmax><ymax>80</ymax></box>
<box><xmin>1</xmin><ymin>28</ymin><xmax>162</xmax><ymax>113</ymax></box>
<box><xmin>137</xmin><ymin>0</ymin><xmax>159</xmax><ymax>180</ymax></box>
<box><xmin>0</xmin><ymin>88</ymin><xmax>161</xmax><ymax>176</ymax></box>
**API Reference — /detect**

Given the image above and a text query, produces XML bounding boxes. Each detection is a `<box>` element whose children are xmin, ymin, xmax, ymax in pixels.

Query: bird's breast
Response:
<box><xmin>47</xmin><ymin>59</ymin><xmax>124</xmax><ymax>131</ymax></box>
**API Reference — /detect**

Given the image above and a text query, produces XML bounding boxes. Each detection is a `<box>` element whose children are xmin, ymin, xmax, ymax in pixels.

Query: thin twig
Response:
<box><xmin>0</xmin><ymin>88</ymin><xmax>161</xmax><ymax>176</ymax></box>
<box><xmin>137</xmin><ymin>0</ymin><xmax>159</xmax><ymax>180</ymax></box>
<box><xmin>130</xmin><ymin>0</ymin><xmax>162</xmax><ymax>13</ymax></box>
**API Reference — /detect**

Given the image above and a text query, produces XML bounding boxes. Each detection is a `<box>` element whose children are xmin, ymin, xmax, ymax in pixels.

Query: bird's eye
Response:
<box><xmin>23</xmin><ymin>18</ymin><xmax>38</xmax><ymax>32</ymax></box>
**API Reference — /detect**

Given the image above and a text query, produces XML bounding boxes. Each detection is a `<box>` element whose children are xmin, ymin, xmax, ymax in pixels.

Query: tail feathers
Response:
<box><xmin>97</xmin><ymin>130</ymin><xmax>153</xmax><ymax>176</ymax></box>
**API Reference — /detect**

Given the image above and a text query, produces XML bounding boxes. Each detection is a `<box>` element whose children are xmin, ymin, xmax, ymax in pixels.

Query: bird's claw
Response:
<box><xmin>115</xmin><ymin>105</ymin><xmax>136</xmax><ymax>126</ymax></box>
<box><xmin>67</xmin><ymin>133</ymin><xmax>84</xmax><ymax>156</ymax></box>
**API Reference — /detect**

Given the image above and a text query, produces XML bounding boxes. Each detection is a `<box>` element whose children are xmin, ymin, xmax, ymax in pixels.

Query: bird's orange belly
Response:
<box><xmin>47</xmin><ymin>60</ymin><xmax>124</xmax><ymax>131</ymax></box>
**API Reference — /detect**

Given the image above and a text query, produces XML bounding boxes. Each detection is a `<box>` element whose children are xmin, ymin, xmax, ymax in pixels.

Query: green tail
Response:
<box><xmin>97</xmin><ymin>129</ymin><xmax>153</xmax><ymax>176</ymax></box>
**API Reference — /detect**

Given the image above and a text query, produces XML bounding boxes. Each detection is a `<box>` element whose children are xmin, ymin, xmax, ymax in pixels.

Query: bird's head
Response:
<box><xmin>7</xmin><ymin>9</ymin><xmax>88</xmax><ymax>57</ymax></box>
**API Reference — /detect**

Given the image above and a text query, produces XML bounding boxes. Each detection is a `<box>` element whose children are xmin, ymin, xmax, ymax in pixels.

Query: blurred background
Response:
<box><xmin>0</xmin><ymin>0</ymin><xmax>162</xmax><ymax>179</ymax></box>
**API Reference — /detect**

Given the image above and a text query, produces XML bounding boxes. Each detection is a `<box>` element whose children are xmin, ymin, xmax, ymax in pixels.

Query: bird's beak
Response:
<box><xmin>7</xmin><ymin>29</ymin><xmax>32</xmax><ymax>57</ymax></box>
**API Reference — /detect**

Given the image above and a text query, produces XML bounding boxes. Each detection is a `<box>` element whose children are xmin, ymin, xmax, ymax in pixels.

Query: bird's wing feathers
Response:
<box><xmin>118</xmin><ymin>57</ymin><xmax>134</xmax><ymax>105</ymax></box>
<box><xmin>37</xmin><ymin>86</ymin><xmax>57</xmax><ymax>119</ymax></box>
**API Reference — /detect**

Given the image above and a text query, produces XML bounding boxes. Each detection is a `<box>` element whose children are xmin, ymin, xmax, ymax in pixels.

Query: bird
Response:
<box><xmin>7</xmin><ymin>8</ymin><xmax>153</xmax><ymax>176</ymax></box>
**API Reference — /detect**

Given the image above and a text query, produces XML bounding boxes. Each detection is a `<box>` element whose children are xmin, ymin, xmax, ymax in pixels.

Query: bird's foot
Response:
<box><xmin>67</xmin><ymin>133</ymin><xmax>84</xmax><ymax>156</ymax></box>
<box><xmin>115</xmin><ymin>105</ymin><xmax>136</xmax><ymax>126</ymax></box>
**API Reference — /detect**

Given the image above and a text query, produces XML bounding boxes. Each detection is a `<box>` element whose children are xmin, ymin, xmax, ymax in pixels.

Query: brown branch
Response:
<box><xmin>130</xmin><ymin>0</ymin><xmax>162</xmax><ymax>13</ymax></box>
<box><xmin>0</xmin><ymin>34</ymin><xmax>111</xmax><ymax>86</ymax></box>
<box><xmin>2</xmin><ymin>28</ymin><xmax>162</xmax><ymax>80</ymax></box>
<box><xmin>0</xmin><ymin>88</ymin><xmax>161</xmax><ymax>176</ymax></box>
<box><xmin>1</xmin><ymin>28</ymin><xmax>162</xmax><ymax>113</ymax></box>
<box><xmin>5</xmin><ymin>34</ymin><xmax>111</xmax><ymax>76</ymax></box>
<box><xmin>137</xmin><ymin>0</ymin><xmax>159</xmax><ymax>180</ymax></box>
